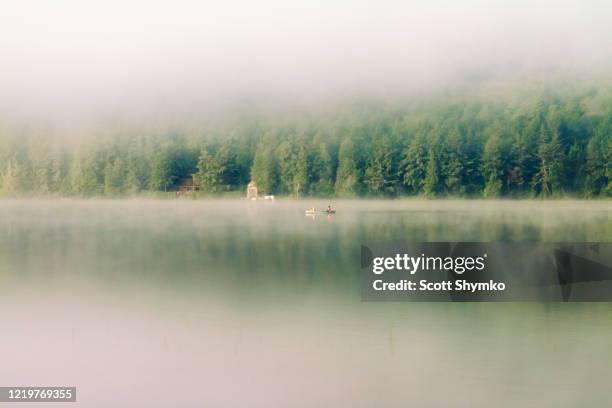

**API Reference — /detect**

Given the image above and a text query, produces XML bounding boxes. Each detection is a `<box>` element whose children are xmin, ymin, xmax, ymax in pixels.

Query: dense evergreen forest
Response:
<box><xmin>0</xmin><ymin>86</ymin><xmax>610</xmax><ymax>198</ymax></box>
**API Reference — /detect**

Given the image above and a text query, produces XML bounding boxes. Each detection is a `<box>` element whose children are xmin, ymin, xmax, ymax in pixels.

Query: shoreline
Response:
<box><xmin>0</xmin><ymin>192</ymin><xmax>611</xmax><ymax>202</ymax></box>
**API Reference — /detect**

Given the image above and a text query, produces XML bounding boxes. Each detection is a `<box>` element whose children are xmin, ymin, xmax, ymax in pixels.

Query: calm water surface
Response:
<box><xmin>0</xmin><ymin>199</ymin><xmax>610</xmax><ymax>407</ymax></box>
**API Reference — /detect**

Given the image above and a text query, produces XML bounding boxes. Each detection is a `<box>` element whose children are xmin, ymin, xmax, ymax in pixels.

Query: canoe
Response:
<box><xmin>305</xmin><ymin>210</ymin><xmax>335</xmax><ymax>215</ymax></box>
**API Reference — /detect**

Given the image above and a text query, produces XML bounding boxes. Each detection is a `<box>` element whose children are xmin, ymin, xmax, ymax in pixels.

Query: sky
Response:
<box><xmin>1</xmin><ymin>0</ymin><xmax>611</xmax><ymax>120</ymax></box>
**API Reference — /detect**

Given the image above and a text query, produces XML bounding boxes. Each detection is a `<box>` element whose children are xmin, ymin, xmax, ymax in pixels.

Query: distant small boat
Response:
<box><xmin>305</xmin><ymin>208</ymin><xmax>336</xmax><ymax>215</ymax></box>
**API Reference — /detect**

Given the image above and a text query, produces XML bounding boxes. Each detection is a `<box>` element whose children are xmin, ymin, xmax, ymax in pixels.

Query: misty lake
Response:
<box><xmin>0</xmin><ymin>199</ymin><xmax>611</xmax><ymax>407</ymax></box>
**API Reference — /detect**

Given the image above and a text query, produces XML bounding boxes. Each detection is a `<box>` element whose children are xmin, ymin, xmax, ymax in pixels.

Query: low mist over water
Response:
<box><xmin>0</xmin><ymin>199</ymin><xmax>610</xmax><ymax>407</ymax></box>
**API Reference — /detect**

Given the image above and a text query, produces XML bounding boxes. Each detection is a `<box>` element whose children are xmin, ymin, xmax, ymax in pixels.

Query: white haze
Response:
<box><xmin>1</xmin><ymin>0</ymin><xmax>612</xmax><ymax>121</ymax></box>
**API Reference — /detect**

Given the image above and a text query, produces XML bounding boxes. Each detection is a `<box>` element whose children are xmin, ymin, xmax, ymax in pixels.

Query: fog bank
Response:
<box><xmin>1</xmin><ymin>0</ymin><xmax>612</xmax><ymax>120</ymax></box>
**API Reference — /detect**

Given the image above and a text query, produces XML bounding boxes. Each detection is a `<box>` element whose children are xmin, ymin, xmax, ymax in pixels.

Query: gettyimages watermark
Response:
<box><xmin>361</xmin><ymin>242</ymin><xmax>612</xmax><ymax>301</ymax></box>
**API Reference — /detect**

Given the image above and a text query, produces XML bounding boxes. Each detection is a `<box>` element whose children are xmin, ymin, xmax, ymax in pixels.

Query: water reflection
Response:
<box><xmin>0</xmin><ymin>200</ymin><xmax>610</xmax><ymax>407</ymax></box>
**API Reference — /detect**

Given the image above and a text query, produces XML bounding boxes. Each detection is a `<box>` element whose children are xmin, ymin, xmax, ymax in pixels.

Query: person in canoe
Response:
<box><xmin>326</xmin><ymin>205</ymin><xmax>335</xmax><ymax>214</ymax></box>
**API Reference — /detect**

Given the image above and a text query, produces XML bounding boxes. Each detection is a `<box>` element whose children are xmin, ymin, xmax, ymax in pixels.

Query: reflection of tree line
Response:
<box><xmin>1</xmin><ymin>90</ymin><xmax>610</xmax><ymax>198</ymax></box>
<box><xmin>0</xmin><ymin>209</ymin><xmax>607</xmax><ymax>293</ymax></box>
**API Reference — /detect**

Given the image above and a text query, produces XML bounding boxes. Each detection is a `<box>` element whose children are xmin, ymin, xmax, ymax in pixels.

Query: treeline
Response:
<box><xmin>0</xmin><ymin>89</ymin><xmax>610</xmax><ymax>198</ymax></box>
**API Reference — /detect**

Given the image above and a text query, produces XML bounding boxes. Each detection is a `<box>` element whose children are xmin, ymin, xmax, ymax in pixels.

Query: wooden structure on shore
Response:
<box><xmin>247</xmin><ymin>180</ymin><xmax>258</xmax><ymax>200</ymax></box>
<box><xmin>176</xmin><ymin>177</ymin><xmax>198</xmax><ymax>197</ymax></box>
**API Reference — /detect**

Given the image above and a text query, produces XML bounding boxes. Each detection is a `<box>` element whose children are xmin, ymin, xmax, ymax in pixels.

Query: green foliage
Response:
<box><xmin>423</xmin><ymin>147</ymin><xmax>440</xmax><ymax>197</ymax></box>
<box><xmin>534</xmin><ymin>131</ymin><xmax>565</xmax><ymax>197</ymax></box>
<box><xmin>71</xmin><ymin>147</ymin><xmax>104</xmax><ymax>196</ymax></box>
<box><xmin>335</xmin><ymin>138</ymin><xmax>359</xmax><ymax>197</ymax></box>
<box><xmin>402</xmin><ymin>133</ymin><xmax>427</xmax><ymax>194</ymax></box>
<box><xmin>125</xmin><ymin>139</ymin><xmax>148</xmax><ymax>193</ymax></box>
<box><xmin>215</xmin><ymin>141</ymin><xmax>240</xmax><ymax>188</ymax></box>
<box><xmin>104</xmin><ymin>157</ymin><xmax>127</xmax><ymax>196</ymax></box>
<box><xmin>250</xmin><ymin>142</ymin><xmax>278</xmax><ymax>194</ymax></box>
<box><xmin>194</xmin><ymin>150</ymin><xmax>223</xmax><ymax>193</ymax></box>
<box><xmin>149</xmin><ymin>138</ymin><xmax>197</xmax><ymax>192</ymax></box>
<box><xmin>275</xmin><ymin>140</ymin><xmax>300</xmax><ymax>195</ymax></box>
<box><xmin>482</xmin><ymin>134</ymin><xmax>503</xmax><ymax>197</ymax></box>
<box><xmin>1</xmin><ymin>156</ymin><xmax>24</xmax><ymax>195</ymax></box>
<box><xmin>294</xmin><ymin>145</ymin><xmax>310</xmax><ymax>197</ymax></box>
<box><xmin>364</xmin><ymin>135</ymin><xmax>399</xmax><ymax>196</ymax></box>
<box><xmin>0</xmin><ymin>87</ymin><xmax>609</xmax><ymax>198</ymax></box>
<box><xmin>584</xmin><ymin>122</ymin><xmax>611</xmax><ymax>197</ymax></box>
<box><xmin>441</xmin><ymin>128</ymin><xmax>466</xmax><ymax>195</ymax></box>
<box><xmin>311</xmin><ymin>143</ymin><xmax>334</xmax><ymax>196</ymax></box>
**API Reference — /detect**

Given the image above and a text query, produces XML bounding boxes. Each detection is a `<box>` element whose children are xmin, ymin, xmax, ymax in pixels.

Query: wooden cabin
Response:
<box><xmin>176</xmin><ymin>176</ymin><xmax>198</xmax><ymax>197</ymax></box>
<box><xmin>247</xmin><ymin>180</ymin><xmax>258</xmax><ymax>200</ymax></box>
